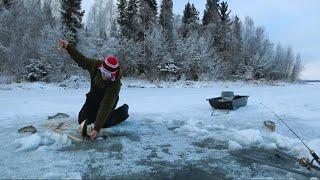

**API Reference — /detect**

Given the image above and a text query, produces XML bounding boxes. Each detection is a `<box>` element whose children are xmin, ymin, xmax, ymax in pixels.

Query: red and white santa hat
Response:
<box><xmin>103</xmin><ymin>55</ymin><xmax>119</xmax><ymax>72</ymax></box>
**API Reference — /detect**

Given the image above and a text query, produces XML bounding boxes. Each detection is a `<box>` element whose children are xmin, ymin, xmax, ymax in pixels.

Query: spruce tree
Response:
<box><xmin>117</xmin><ymin>0</ymin><xmax>127</xmax><ymax>38</ymax></box>
<box><xmin>182</xmin><ymin>2</ymin><xmax>199</xmax><ymax>24</ymax></box>
<box><xmin>214</xmin><ymin>1</ymin><xmax>231</xmax><ymax>52</ymax></box>
<box><xmin>231</xmin><ymin>16</ymin><xmax>244</xmax><ymax>75</ymax></box>
<box><xmin>159</xmin><ymin>0</ymin><xmax>173</xmax><ymax>41</ymax></box>
<box><xmin>232</xmin><ymin>16</ymin><xmax>242</xmax><ymax>45</ymax></box>
<box><xmin>60</xmin><ymin>0</ymin><xmax>84</xmax><ymax>46</ymax></box>
<box><xmin>214</xmin><ymin>1</ymin><xmax>233</xmax><ymax>77</ymax></box>
<box><xmin>202</xmin><ymin>0</ymin><xmax>219</xmax><ymax>26</ymax></box>
<box><xmin>126</xmin><ymin>0</ymin><xmax>139</xmax><ymax>40</ymax></box>
<box><xmin>191</xmin><ymin>4</ymin><xmax>200</xmax><ymax>22</ymax></box>
<box><xmin>138</xmin><ymin>0</ymin><xmax>157</xmax><ymax>40</ymax></box>
<box><xmin>181</xmin><ymin>2</ymin><xmax>199</xmax><ymax>38</ymax></box>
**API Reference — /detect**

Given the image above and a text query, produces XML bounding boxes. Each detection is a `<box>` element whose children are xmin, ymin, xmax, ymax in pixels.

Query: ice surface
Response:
<box><xmin>0</xmin><ymin>81</ymin><xmax>319</xmax><ymax>179</ymax></box>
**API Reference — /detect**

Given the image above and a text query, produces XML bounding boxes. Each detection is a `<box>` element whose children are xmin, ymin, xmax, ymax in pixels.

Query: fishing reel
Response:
<box><xmin>299</xmin><ymin>158</ymin><xmax>314</xmax><ymax>170</ymax></box>
<box><xmin>299</xmin><ymin>150</ymin><xmax>320</xmax><ymax>170</ymax></box>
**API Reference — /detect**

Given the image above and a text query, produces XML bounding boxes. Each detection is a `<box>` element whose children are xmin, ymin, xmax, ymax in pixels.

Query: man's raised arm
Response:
<box><xmin>58</xmin><ymin>39</ymin><xmax>97</xmax><ymax>71</ymax></box>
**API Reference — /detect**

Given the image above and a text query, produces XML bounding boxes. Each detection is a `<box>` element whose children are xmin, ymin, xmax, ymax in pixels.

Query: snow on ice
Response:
<box><xmin>0</xmin><ymin>80</ymin><xmax>319</xmax><ymax>179</ymax></box>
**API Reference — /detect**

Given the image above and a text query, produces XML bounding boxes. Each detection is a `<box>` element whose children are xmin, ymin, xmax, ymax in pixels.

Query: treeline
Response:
<box><xmin>0</xmin><ymin>0</ymin><xmax>84</xmax><ymax>82</ymax></box>
<box><xmin>0</xmin><ymin>0</ymin><xmax>303</xmax><ymax>82</ymax></box>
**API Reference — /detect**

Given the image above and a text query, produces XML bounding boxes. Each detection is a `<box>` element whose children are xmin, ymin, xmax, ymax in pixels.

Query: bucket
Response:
<box><xmin>221</xmin><ymin>91</ymin><xmax>235</xmax><ymax>101</ymax></box>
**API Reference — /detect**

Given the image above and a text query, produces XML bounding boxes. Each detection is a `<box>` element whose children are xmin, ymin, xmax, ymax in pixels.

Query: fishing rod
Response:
<box><xmin>260</xmin><ymin>103</ymin><xmax>320</xmax><ymax>167</ymax></box>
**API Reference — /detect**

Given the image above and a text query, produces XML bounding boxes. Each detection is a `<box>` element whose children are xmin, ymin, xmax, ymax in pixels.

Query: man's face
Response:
<box><xmin>99</xmin><ymin>66</ymin><xmax>117</xmax><ymax>81</ymax></box>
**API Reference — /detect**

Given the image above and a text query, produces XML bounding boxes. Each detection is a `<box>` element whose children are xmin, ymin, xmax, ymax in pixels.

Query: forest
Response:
<box><xmin>0</xmin><ymin>0</ymin><xmax>303</xmax><ymax>83</ymax></box>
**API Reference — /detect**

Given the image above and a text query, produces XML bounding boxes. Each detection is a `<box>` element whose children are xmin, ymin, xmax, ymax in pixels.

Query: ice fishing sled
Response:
<box><xmin>207</xmin><ymin>91</ymin><xmax>249</xmax><ymax>110</ymax></box>
<box><xmin>42</xmin><ymin>105</ymin><xmax>129</xmax><ymax>143</ymax></box>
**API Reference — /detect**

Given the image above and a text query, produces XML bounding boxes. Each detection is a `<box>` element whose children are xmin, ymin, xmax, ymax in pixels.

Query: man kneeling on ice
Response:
<box><xmin>58</xmin><ymin>39</ymin><xmax>129</xmax><ymax>140</ymax></box>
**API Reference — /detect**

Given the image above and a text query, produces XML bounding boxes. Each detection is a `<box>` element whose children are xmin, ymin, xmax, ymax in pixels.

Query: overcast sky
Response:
<box><xmin>82</xmin><ymin>0</ymin><xmax>320</xmax><ymax>80</ymax></box>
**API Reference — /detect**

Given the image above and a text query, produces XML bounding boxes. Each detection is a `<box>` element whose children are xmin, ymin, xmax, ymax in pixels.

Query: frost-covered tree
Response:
<box><xmin>0</xmin><ymin>0</ymin><xmax>68</xmax><ymax>81</ymax></box>
<box><xmin>0</xmin><ymin>0</ymin><xmax>303</xmax><ymax>82</ymax></box>
<box><xmin>215</xmin><ymin>1</ymin><xmax>231</xmax><ymax>52</ymax></box>
<box><xmin>43</xmin><ymin>0</ymin><xmax>55</xmax><ymax>28</ymax></box>
<box><xmin>137</xmin><ymin>0</ymin><xmax>157</xmax><ymax>41</ymax></box>
<box><xmin>117</xmin><ymin>0</ymin><xmax>127</xmax><ymax>37</ymax></box>
<box><xmin>290</xmin><ymin>54</ymin><xmax>303</xmax><ymax>81</ymax></box>
<box><xmin>213</xmin><ymin>1</ymin><xmax>233</xmax><ymax>78</ymax></box>
<box><xmin>50</xmin><ymin>0</ymin><xmax>61</xmax><ymax>19</ymax></box>
<box><xmin>60</xmin><ymin>0</ymin><xmax>84</xmax><ymax>46</ymax></box>
<box><xmin>110</xmin><ymin>19</ymin><xmax>118</xmax><ymax>38</ymax></box>
<box><xmin>202</xmin><ymin>0</ymin><xmax>219</xmax><ymax>26</ymax></box>
<box><xmin>230</xmin><ymin>15</ymin><xmax>244</xmax><ymax>76</ymax></box>
<box><xmin>182</xmin><ymin>3</ymin><xmax>199</xmax><ymax>24</ymax></box>
<box><xmin>86</xmin><ymin>0</ymin><xmax>117</xmax><ymax>38</ymax></box>
<box><xmin>265</xmin><ymin>44</ymin><xmax>294</xmax><ymax>80</ymax></box>
<box><xmin>180</xmin><ymin>2</ymin><xmax>199</xmax><ymax>38</ymax></box>
<box><xmin>282</xmin><ymin>46</ymin><xmax>295</xmax><ymax>79</ymax></box>
<box><xmin>159</xmin><ymin>0</ymin><xmax>173</xmax><ymax>42</ymax></box>
<box><xmin>175</xmin><ymin>33</ymin><xmax>220</xmax><ymax>80</ymax></box>
<box><xmin>126</xmin><ymin>0</ymin><xmax>139</xmax><ymax>40</ymax></box>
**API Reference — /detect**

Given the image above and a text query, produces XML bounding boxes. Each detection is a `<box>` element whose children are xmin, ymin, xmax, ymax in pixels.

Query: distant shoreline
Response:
<box><xmin>302</xmin><ymin>80</ymin><xmax>320</xmax><ymax>82</ymax></box>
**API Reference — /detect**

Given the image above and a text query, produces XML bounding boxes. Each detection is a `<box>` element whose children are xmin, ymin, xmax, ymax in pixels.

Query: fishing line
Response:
<box><xmin>260</xmin><ymin>103</ymin><xmax>320</xmax><ymax>166</ymax></box>
<box><xmin>260</xmin><ymin>103</ymin><xmax>310</xmax><ymax>150</ymax></box>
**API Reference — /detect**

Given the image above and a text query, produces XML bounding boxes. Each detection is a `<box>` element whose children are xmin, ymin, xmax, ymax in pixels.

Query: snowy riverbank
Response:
<box><xmin>0</xmin><ymin>81</ymin><xmax>319</xmax><ymax>179</ymax></box>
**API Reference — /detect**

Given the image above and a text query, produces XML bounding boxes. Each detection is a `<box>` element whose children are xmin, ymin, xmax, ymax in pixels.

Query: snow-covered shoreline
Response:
<box><xmin>0</xmin><ymin>76</ymin><xmax>305</xmax><ymax>91</ymax></box>
<box><xmin>0</xmin><ymin>80</ymin><xmax>319</xmax><ymax>179</ymax></box>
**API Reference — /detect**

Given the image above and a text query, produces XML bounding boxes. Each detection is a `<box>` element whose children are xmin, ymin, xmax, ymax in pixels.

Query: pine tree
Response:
<box><xmin>191</xmin><ymin>4</ymin><xmax>199</xmax><ymax>21</ymax></box>
<box><xmin>159</xmin><ymin>0</ymin><xmax>173</xmax><ymax>41</ymax></box>
<box><xmin>180</xmin><ymin>2</ymin><xmax>199</xmax><ymax>38</ymax></box>
<box><xmin>60</xmin><ymin>0</ymin><xmax>84</xmax><ymax>46</ymax></box>
<box><xmin>215</xmin><ymin>1</ymin><xmax>232</xmax><ymax>52</ymax></box>
<box><xmin>147</xmin><ymin>0</ymin><xmax>157</xmax><ymax>16</ymax></box>
<box><xmin>202</xmin><ymin>0</ymin><xmax>219</xmax><ymax>26</ymax></box>
<box><xmin>214</xmin><ymin>1</ymin><xmax>233</xmax><ymax>78</ymax></box>
<box><xmin>231</xmin><ymin>16</ymin><xmax>244</xmax><ymax>75</ymax></box>
<box><xmin>138</xmin><ymin>0</ymin><xmax>157</xmax><ymax>41</ymax></box>
<box><xmin>117</xmin><ymin>0</ymin><xmax>127</xmax><ymax>38</ymax></box>
<box><xmin>126</xmin><ymin>0</ymin><xmax>139</xmax><ymax>40</ymax></box>
<box><xmin>182</xmin><ymin>2</ymin><xmax>199</xmax><ymax>24</ymax></box>
<box><xmin>232</xmin><ymin>16</ymin><xmax>242</xmax><ymax>47</ymax></box>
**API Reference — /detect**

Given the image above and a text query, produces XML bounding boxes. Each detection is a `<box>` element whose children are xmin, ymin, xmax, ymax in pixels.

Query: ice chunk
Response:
<box><xmin>233</xmin><ymin>129</ymin><xmax>263</xmax><ymax>146</ymax></box>
<box><xmin>42</xmin><ymin>131</ymin><xmax>71</xmax><ymax>147</ymax></box>
<box><xmin>42</xmin><ymin>172</ymin><xmax>82</xmax><ymax>179</ymax></box>
<box><xmin>228</xmin><ymin>140</ymin><xmax>242</xmax><ymax>150</ymax></box>
<box><xmin>15</xmin><ymin>133</ymin><xmax>41</xmax><ymax>152</ymax></box>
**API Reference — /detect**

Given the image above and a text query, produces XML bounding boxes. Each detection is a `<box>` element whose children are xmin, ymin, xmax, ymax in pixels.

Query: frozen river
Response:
<box><xmin>0</xmin><ymin>81</ymin><xmax>319</xmax><ymax>179</ymax></box>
